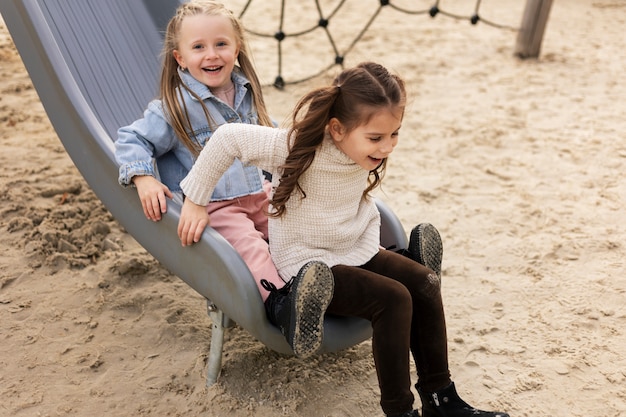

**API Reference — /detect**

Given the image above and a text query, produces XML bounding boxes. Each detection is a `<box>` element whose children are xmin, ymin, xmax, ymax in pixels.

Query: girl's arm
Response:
<box><xmin>115</xmin><ymin>101</ymin><xmax>178</xmax><ymax>220</ymax></box>
<box><xmin>180</xmin><ymin>123</ymin><xmax>286</xmax><ymax>206</ymax></box>
<box><xmin>178</xmin><ymin>123</ymin><xmax>286</xmax><ymax>246</ymax></box>
<box><xmin>115</xmin><ymin>102</ymin><xmax>178</xmax><ymax>185</ymax></box>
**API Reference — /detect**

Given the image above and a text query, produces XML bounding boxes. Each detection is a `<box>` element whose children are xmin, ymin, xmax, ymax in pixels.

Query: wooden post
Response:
<box><xmin>514</xmin><ymin>0</ymin><xmax>553</xmax><ymax>58</ymax></box>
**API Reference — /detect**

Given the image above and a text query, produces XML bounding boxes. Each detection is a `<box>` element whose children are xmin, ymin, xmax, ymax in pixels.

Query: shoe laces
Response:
<box><xmin>260</xmin><ymin>278</ymin><xmax>293</xmax><ymax>295</ymax></box>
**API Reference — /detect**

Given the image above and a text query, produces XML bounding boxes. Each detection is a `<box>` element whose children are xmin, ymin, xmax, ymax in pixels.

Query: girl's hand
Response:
<box><xmin>178</xmin><ymin>198</ymin><xmax>210</xmax><ymax>246</ymax></box>
<box><xmin>132</xmin><ymin>175</ymin><xmax>173</xmax><ymax>221</ymax></box>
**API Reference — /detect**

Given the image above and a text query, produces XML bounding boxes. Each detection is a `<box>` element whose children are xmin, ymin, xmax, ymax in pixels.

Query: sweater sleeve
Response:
<box><xmin>180</xmin><ymin>123</ymin><xmax>287</xmax><ymax>205</ymax></box>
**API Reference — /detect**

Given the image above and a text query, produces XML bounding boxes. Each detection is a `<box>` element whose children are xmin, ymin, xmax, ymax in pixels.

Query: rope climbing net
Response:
<box><xmin>237</xmin><ymin>0</ymin><xmax>520</xmax><ymax>89</ymax></box>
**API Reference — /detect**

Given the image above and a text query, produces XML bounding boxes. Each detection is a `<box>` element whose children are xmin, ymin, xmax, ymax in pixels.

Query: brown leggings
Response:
<box><xmin>327</xmin><ymin>249</ymin><xmax>452</xmax><ymax>415</ymax></box>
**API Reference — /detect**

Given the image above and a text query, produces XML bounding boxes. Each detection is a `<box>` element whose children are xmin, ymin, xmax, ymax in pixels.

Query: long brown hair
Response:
<box><xmin>160</xmin><ymin>0</ymin><xmax>272</xmax><ymax>157</ymax></box>
<box><xmin>270</xmin><ymin>62</ymin><xmax>406</xmax><ymax>217</ymax></box>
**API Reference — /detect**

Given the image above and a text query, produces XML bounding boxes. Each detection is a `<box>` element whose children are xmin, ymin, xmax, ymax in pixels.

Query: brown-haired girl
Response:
<box><xmin>178</xmin><ymin>61</ymin><xmax>509</xmax><ymax>417</ymax></box>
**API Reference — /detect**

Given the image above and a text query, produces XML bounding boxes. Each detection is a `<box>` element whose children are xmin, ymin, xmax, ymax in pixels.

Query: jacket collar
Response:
<box><xmin>177</xmin><ymin>67</ymin><xmax>250</xmax><ymax>102</ymax></box>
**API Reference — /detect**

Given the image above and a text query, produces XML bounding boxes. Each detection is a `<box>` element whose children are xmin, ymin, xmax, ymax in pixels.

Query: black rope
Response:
<box><xmin>344</xmin><ymin>5</ymin><xmax>384</xmax><ymax>60</ymax></box>
<box><xmin>238</xmin><ymin>0</ymin><xmax>520</xmax><ymax>89</ymax></box>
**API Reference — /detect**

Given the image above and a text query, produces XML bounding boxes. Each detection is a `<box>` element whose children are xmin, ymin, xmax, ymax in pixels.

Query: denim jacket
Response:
<box><xmin>115</xmin><ymin>67</ymin><xmax>264</xmax><ymax>200</ymax></box>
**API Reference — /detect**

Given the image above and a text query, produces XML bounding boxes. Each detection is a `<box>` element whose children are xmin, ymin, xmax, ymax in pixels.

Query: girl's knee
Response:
<box><xmin>383</xmin><ymin>281</ymin><xmax>413</xmax><ymax>311</ymax></box>
<box><xmin>411</xmin><ymin>267</ymin><xmax>441</xmax><ymax>300</ymax></box>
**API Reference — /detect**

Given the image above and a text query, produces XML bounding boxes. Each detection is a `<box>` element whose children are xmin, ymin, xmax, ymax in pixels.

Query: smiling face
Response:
<box><xmin>172</xmin><ymin>14</ymin><xmax>240</xmax><ymax>92</ymax></box>
<box><xmin>328</xmin><ymin>106</ymin><xmax>402</xmax><ymax>171</ymax></box>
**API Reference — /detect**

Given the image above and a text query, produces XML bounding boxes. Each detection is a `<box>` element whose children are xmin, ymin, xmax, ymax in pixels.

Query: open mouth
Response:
<box><xmin>368</xmin><ymin>157</ymin><xmax>385</xmax><ymax>170</ymax></box>
<box><xmin>203</xmin><ymin>66</ymin><xmax>222</xmax><ymax>73</ymax></box>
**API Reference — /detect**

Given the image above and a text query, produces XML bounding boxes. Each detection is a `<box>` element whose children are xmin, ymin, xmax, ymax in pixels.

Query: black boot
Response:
<box><xmin>407</xmin><ymin>223</ymin><xmax>443</xmax><ymax>278</ymax></box>
<box><xmin>417</xmin><ymin>382</ymin><xmax>509</xmax><ymax>417</ymax></box>
<box><xmin>388</xmin><ymin>410</ymin><xmax>420</xmax><ymax>417</ymax></box>
<box><xmin>261</xmin><ymin>261</ymin><xmax>334</xmax><ymax>358</ymax></box>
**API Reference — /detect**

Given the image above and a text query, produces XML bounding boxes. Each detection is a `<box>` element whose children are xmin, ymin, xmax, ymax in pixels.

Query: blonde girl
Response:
<box><xmin>115</xmin><ymin>1</ymin><xmax>289</xmax><ymax>301</ymax></box>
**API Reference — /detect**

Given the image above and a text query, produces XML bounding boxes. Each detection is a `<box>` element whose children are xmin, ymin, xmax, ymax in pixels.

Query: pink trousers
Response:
<box><xmin>206</xmin><ymin>187</ymin><xmax>283</xmax><ymax>301</ymax></box>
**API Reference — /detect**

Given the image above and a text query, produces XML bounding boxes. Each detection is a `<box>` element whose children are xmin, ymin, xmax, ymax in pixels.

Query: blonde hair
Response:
<box><xmin>160</xmin><ymin>0</ymin><xmax>272</xmax><ymax>156</ymax></box>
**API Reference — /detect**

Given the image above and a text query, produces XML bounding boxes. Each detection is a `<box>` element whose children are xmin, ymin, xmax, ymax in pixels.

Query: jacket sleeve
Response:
<box><xmin>114</xmin><ymin>100</ymin><xmax>177</xmax><ymax>186</ymax></box>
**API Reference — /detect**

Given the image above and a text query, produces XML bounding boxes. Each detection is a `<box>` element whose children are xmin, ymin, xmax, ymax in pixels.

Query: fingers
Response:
<box><xmin>178</xmin><ymin>200</ymin><xmax>209</xmax><ymax>246</ymax></box>
<box><xmin>192</xmin><ymin>223</ymin><xmax>204</xmax><ymax>244</ymax></box>
<box><xmin>141</xmin><ymin>192</ymin><xmax>168</xmax><ymax>221</ymax></box>
<box><xmin>158</xmin><ymin>193</ymin><xmax>168</xmax><ymax>217</ymax></box>
<box><xmin>177</xmin><ymin>217</ymin><xmax>191</xmax><ymax>246</ymax></box>
<box><xmin>178</xmin><ymin>220</ymin><xmax>205</xmax><ymax>246</ymax></box>
<box><xmin>178</xmin><ymin>221</ymin><xmax>191</xmax><ymax>246</ymax></box>
<box><xmin>177</xmin><ymin>217</ymin><xmax>209</xmax><ymax>247</ymax></box>
<box><xmin>133</xmin><ymin>177</ymin><xmax>171</xmax><ymax>222</ymax></box>
<box><xmin>142</xmin><ymin>196</ymin><xmax>160</xmax><ymax>221</ymax></box>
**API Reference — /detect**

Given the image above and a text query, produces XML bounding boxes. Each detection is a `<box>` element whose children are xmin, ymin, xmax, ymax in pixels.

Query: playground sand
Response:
<box><xmin>1</xmin><ymin>0</ymin><xmax>625</xmax><ymax>416</ymax></box>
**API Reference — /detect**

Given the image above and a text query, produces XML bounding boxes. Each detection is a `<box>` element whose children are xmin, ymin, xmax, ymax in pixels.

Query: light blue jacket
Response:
<box><xmin>115</xmin><ymin>68</ymin><xmax>264</xmax><ymax>200</ymax></box>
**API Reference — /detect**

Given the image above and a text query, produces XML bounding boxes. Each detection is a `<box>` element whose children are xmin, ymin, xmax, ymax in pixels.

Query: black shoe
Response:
<box><xmin>408</xmin><ymin>223</ymin><xmax>443</xmax><ymax>278</ymax></box>
<box><xmin>388</xmin><ymin>410</ymin><xmax>420</xmax><ymax>417</ymax></box>
<box><xmin>261</xmin><ymin>261</ymin><xmax>334</xmax><ymax>358</ymax></box>
<box><xmin>417</xmin><ymin>382</ymin><xmax>509</xmax><ymax>417</ymax></box>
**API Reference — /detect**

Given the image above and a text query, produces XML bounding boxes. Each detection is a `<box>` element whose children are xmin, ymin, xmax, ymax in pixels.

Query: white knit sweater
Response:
<box><xmin>180</xmin><ymin>123</ymin><xmax>381</xmax><ymax>280</ymax></box>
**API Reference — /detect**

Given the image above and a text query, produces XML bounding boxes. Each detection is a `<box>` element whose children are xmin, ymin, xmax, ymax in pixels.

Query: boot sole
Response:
<box><xmin>409</xmin><ymin>223</ymin><xmax>443</xmax><ymax>278</ymax></box>
<box><xmin>289</xmin><ymin>261</ymin><xmax>334</xmax><ymax>358</ymax></box>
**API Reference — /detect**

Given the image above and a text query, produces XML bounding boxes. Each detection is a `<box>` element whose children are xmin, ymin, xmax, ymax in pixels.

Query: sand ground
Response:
<box><xmin>1</xmin><ymin>1</ymin><xmax>625</xmax><ymax>416</ymax></box>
